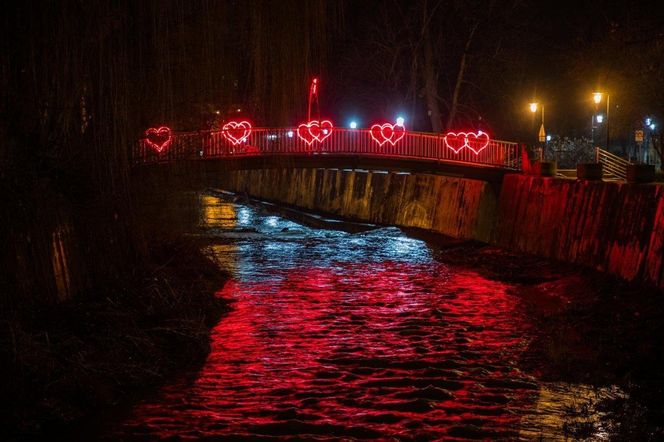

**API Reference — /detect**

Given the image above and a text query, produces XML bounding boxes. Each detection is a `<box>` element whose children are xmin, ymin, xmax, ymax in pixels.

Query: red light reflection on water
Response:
<box><xmin>118</xmin><ymin>260</ymin><xmax>541</xmax><ymax>439</ymax></box>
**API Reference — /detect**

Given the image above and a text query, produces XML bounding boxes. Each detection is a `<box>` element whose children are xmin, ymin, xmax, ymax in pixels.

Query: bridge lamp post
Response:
<box><xmin>593</xmin><ymin>92</ymin><xmax>610</xmax><ymax>150</ymax></box>
<box><xmin>529</xmin><ymin>102</ymin><xmax>545</xmax><ymax>157</ymax></box>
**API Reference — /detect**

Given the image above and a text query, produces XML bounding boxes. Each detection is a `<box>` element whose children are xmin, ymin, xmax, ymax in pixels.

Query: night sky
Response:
<box><xmin>324</xmin><ymin>0</ymin><xmax>664</xmax><ymax>144</ymax></box>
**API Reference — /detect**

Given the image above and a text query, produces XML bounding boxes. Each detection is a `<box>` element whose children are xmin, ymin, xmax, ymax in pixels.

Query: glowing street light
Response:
<box><xmin>592</xmin><ymin>91</ymin><xmax>610</xmax><ymax>149</ymax></box>
<box><xmin>529</xmin><ymin>101</ymin><xmax>545</xmax><ymax>143</ymax></box>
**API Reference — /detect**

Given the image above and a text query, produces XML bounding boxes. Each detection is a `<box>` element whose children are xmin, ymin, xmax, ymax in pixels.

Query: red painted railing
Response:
<box><xmin>134</xmin><ymin>128</ymin><xmax>521</xmax><ymax>170</ymax></box>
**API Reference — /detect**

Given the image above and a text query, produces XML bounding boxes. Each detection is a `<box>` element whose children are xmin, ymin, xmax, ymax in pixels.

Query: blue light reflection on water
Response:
<box><xmin>108</xmin><ymin>195</ymin><xmax>623</xmax><ymax>440</ymax></box>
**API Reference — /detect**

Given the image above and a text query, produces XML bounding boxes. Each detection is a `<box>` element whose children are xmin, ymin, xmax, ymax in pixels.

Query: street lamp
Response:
<box><xmin>592</xmin><ymin>91</ymin><xmax>610</xmax><ymax>149</ymax></box>
<box><xmin>529</xmin><ymin>102</ymin><xmax>545</xmax><ymax>144</ymax></box>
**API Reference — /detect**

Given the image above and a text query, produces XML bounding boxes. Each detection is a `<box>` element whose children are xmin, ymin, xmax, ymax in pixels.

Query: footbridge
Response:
<box><xmin>132</xmin><ymin>127</ymin><xmax>522</xmax><ymax>185</ymax></box>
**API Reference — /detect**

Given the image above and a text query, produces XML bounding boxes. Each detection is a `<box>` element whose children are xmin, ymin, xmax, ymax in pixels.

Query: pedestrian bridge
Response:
<box><xmin>133</xmin><ymin>127</ymin><xmax>522</xmax><ymax>183</ymax></box>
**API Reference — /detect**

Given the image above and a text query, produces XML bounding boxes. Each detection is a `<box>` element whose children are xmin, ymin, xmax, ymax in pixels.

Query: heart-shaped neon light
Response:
<box><xmin>222</xmin><ymin>121</ymin><xmax>252</xmax><ymax>145</ymax></box>
<box><xmin>444</xmin><ymin>131</ymin><xmax>490</xmax><ymax>155</ymax></box>
<box><xmin>297</xmin><ymin>120</ymin><xmax>333</xmax><ymax>145</ymax></box>
<box><xmin>370</xmin><ymin>123</ymin><xmax>406</xmax><ymax>146</ymax></box>
<box><xmin>465</xmin><ymin>131</ymin><xmax>490</xmax><ymax>154</ymax></box>
<box><xmin>145</xmin><ymin>126</ymin><xmax>172</xmax><ymax>153</ymax></box>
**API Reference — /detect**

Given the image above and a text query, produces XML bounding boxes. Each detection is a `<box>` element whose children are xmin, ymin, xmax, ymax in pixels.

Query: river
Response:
<box><xmin>101</xmin><ymin>193</ymin><xmax>647</xmax><ymax>440</ymax></box>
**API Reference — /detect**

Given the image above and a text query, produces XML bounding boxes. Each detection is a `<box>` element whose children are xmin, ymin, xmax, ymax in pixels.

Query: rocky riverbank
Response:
<box><xmin>0</xmin><ymin>240</ymin><xmax>228</xmax><ymax>440</ymax></box>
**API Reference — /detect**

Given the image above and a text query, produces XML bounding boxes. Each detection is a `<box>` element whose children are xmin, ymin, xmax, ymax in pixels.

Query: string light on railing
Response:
<box><xmin>145</xmin><ymin>126</ymin><xmax>172</xmax><ymax>153</ymax></box>
<box><xmin>297</xmin><ymin>120</ymin><xmax>334</xmax><ymax>145</ymax></box>
<box><xmin>222</xmin><ymin>120</ymin><xmax>252</xmax><ymax>145</ymax></box>
<box><xmin>287</xmin><ymin>130</ymin><xmax>294</xmax><ymax>138</ymax></box>
<box><xmin>370</xmin><ymin>122</ymin><xmax>406</xmax><ymax>146</ymax></box>
<box><xmin>444</xmin><ymin>131</ymin><xmax>490</xmax><ymax>155</ymax></box>
<box><xmin>396</xmin><ymin>116</ymin><xmax>405</xmax><ymax>127</ymax></box>
<box><xmin>349</xmin><ymin>121</ymin><xmax>358</xmax><ymax>129</ymax></box>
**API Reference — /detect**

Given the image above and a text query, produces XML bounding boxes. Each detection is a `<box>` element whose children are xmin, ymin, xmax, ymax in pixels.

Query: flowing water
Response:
<box><xmin>105</xmin><ymin>194</ymin><xmax>633</xmax><ymax>440</ymax></box>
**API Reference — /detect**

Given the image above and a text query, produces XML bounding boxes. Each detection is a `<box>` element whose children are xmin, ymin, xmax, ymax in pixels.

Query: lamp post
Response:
<box><xmin>530</xmin><ymin>102</ymin><xmax>545</xmax><ymax>158</ymax></box>
<box><xmin>593</xmin><ymin>92</ymin><xmax>610</xmax><ymax>150</ymax></box>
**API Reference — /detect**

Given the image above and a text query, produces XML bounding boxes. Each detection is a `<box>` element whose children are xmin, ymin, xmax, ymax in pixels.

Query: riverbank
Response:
<box><xmin>0</xmin><ymin>240</ymin><xmax>229</xmax><ymax>440</ymax></box>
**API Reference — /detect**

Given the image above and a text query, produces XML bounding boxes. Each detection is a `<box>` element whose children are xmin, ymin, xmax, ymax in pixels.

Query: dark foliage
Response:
<box><xmin>0</xmin><ymin>242</ymin><xmax>229</xmax><ymax>439</ymax></box>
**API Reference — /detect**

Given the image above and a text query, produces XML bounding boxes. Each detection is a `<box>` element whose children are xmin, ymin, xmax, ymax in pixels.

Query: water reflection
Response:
<box><xmin>201</xmin><ymin>194</ymin><xmax>237</xmax><ymax>229</ymax></box>
<box><xmin>111</xmin><ymin>195</ymin><xmax>625</xmax><ymax>440</ymax></box>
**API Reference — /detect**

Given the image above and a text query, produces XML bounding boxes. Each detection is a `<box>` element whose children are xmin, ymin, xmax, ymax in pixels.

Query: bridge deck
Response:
<box><xmin>134</xmin><ymin>127</ymin><xmax>523</xmax><ymax>175</ymax></box>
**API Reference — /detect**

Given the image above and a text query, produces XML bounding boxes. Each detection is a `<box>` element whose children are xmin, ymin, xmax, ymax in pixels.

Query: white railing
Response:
<box><xmin>596</xmin><ymin>147</ymin><xmax>630</xmax><ymax>180</ymax></box>
<box><xmin>133</xmin><ymin>127</ymin><xmax>522</xmax><ymax>170</ymax></box>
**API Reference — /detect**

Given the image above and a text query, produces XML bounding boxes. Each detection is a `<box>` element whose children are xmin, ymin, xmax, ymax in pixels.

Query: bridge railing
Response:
<box><xmin>134</xmin><ymin>127</ymin><xmax>521</xmax><ymax>170</ymax></box>
<box><xmin>596</xmin><ymin>147</ymin><xmax>630</xmax><ymax>180</ymax></box>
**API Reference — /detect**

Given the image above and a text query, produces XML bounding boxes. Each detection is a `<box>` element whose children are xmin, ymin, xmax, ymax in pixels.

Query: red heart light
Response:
<box><xmin>465</xmin><ymin>131</ymin><xmax>490</xmax><ymax>154</ymax></box>
<box><xmin>370</xmin><ymin>123</ymin><xmax>406</xmax><ymax>146</ymax></box>
<box><xmin>145</xmin><ymin>126</ymin><xmax>172</xmax><ymax>153</ymax></box>
<box><xmin>297</xmin><ymin>120</ymin><xmax>333</xmax><ymax>145</ymax></box>
<box><xmin>443</xmin><ymin>132</ymin><xmax>468</xmax><ymax>154</ymax></box>
<box><xmin>222</xmin><ymin>121</ymin><xmax>252</xmax><ymax>145</ymax></box>
<box><xmin>444</xmin><ymin>131</ymin><xmax>491</xmax><ymax>155</ymax></box>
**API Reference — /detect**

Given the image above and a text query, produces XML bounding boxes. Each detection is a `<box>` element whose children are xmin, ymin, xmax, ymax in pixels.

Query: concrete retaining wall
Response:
<box><xmin>219</xmin><ymin>168</ymin><xmax>497</xmax><ymax>242</ymax></box>
<box><xmin>495</xmin><ymin>174</ymin><xmax>664</xmax><ymax>288</ymax></box>
<box><xmin>217</xmin><ymin>168</ymin><xmax>664</xmax><ymax>289</ymax></box>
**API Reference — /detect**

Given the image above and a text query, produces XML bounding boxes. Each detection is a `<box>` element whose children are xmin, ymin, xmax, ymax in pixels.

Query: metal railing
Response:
<box><xmin>133</xmin><ymin>127</ymin><xmax>522</xmax><ymax>170</ymax></box>
<box><xmin>596</xmin><ymin>147</ymin><xmax>630</xmax><ymax>180</ymax></box>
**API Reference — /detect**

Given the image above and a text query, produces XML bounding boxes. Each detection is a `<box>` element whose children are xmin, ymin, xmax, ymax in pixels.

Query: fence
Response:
<box><xmin>596</xmin><ymin>147</ymin><xmax>630</xmax><ymax>180</ymax></box>
<box><xmin>133</xmin><ymin>127</ymin><xmax>522</xmax><ymax>170</ymax></box>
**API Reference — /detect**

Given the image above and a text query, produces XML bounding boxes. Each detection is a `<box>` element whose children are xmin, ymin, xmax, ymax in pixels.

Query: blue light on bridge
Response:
<box><xmin>349</xmin><ymin>121</ymin><xmax>358</xmax><ymax>129</ymax></box>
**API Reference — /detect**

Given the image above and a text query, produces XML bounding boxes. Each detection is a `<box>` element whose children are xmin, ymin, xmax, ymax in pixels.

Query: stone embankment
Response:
<box><xmin>217</xmin><ymin>168</ymin><xmax>664</xmax><ymax>289</ymax></box>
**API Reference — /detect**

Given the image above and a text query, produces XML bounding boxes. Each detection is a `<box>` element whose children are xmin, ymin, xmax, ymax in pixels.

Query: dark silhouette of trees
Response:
<box><xmin>0</xmin><ymin>0</ymin><xmax>335</xmax><ymax>306</ymax></box>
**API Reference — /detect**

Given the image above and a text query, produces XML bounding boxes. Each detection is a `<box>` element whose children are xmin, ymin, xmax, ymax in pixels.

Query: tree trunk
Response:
<box><xmin>446</xmin><ymin>23</ymin><xmax>477</xmax><ymax>131</ymax></box>
<box><xmin>423</xmin><ymin>26</ymin><xmax>442</xmax><ymax>132</ymax></box>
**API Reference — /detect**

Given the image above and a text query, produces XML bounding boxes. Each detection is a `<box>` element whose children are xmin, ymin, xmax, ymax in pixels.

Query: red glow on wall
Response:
<box><xmin>297</xmin><ymin>120</ymin><xmax>333</xmax><ymax>145</ymax></box>
<box><xmin>145</xmin><ymin>126</ymin><xmax>172</xmax><ymax>153</ymax></box>
<box><xmin>370</xmin><ymin>123</ymin><xmax>406</xmax><ymax>146</ymax></box>
<box><xmin>444</xmin><ymin>131</ymin><xmax>490</xmax><ymax>155</ymax></box>
<box><xmin>222</xmin><ymin>121</ymin><xmax>252</xmax><ymax>145</ymax></box>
